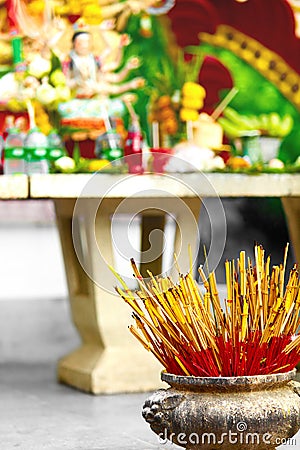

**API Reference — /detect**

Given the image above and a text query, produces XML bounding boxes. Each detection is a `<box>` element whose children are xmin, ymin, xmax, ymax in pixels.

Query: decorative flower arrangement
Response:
<box><xmin>113</xmin><ymin>244</ymin><xmax>300</xmax><ymax>377</ymax></box>
<box><xmin>148</xmin><ymin>94</ymin><xmax>179</xmax><ymax>136</ymax></box>
<box><xmin>0</xmin><ymin>36</ymin><xmax>71</xmax><ymax>135</ymax></box>
<box><xmin>148</xmin><ymin>52</ymin><xmax>205</xmax><ymax>144</ymax></box>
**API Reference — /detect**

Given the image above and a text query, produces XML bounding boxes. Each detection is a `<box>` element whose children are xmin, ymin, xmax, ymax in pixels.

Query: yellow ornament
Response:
<box><xmin>82</xmin><ymin>5</ymin><xmax>102</xmax><ymax>24</ymax></box>
<box><xmin>27</xmin><ymin>0</ymin><xmax>45</xmax><ymax>16</ymax></box>
<box><xmin>182</xmin><ymin>96</ymin><xmax>204</xmax><ymax>110</ymax></box>
<box><xmin>81</xmin><ymin>0</ymin><xmax>96</xmax><ymax>6</ymax></box>
<box><xmin>6</xmin><ymin>99</ymin><xmax>25</xmax><ymax>112</ymax></box>
<box><xmin>180</xmin><ymin>108</ymin><xmax>199</xmax><ymax>122</ymax></box>
<box><xmin>182</xmin><ymin>82</ymin><xmax>206</xmax><ymax>98</ymax></box>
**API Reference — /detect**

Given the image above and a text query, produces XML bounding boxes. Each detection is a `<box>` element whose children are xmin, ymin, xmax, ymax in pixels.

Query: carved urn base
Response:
<box><xmin>142</xmin><ymin>370</ymin><xmax>300</xmax><ymax>450</ymax></box>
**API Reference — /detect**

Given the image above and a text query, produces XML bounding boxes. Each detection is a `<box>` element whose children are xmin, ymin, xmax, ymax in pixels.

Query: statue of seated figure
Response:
<box><xmin>58</xmin><ymin>27</ymin><xmax>145</xmax><ymax>120</ymax></box>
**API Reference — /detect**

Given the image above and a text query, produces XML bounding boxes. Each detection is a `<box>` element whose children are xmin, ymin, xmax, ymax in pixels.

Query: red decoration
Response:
<box><xmin>6</xmin><ymin>0</ymin><xmax>19</xmax><ymax>32</ymax></box>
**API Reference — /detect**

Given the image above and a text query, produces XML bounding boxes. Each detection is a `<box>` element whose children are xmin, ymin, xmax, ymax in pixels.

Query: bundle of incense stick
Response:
<box><xmin>111</xmin><ymin>244</ymin><xmax>300</xmax><ymax>377</ymax></box>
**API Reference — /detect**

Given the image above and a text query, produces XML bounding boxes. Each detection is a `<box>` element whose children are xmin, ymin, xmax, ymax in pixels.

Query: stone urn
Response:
<box><xmin>142</xmin><ymin>370</ymin><xmax>300</xmax><ymax>450</ymax></box>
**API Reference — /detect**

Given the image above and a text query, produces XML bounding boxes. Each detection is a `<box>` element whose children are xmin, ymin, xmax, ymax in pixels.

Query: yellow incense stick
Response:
<box><xmin>113</xmin><ymin>244</ymin><xmax>300</xmax><ymax>377</ymax></box>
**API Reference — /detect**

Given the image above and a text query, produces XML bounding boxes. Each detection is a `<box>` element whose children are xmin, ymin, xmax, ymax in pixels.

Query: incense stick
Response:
<box><xmin>211</xmin><ymin>87</ymin><xmax>239</xmax><ymax>121</ymax></box>
<box><xmin>113</xmin><ymin>244</ymin><xmax>300</xmax><ymax>377</ymax></box>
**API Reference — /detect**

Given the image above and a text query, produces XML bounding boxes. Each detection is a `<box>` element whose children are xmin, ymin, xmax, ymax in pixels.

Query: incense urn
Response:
<box><xmin>142</xmin><ymin>370</ymin><xmax>300</xmax><ymax>450</ymax></box>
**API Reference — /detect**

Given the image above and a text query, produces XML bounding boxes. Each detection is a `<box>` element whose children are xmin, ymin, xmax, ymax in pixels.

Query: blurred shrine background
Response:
<box><xmin>0</xmin><ymin>0</ymin><xmax>299</xmax><ymax>162</ymax></box>
<box><xmin>0</xmin><ymin>0</ymin><xmax>299</xmax><ymax>271</ymax></box>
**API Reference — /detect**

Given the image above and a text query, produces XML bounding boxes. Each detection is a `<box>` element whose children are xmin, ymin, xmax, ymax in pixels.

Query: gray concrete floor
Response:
<box><xmin>0</xmin><ymin>364</ymin><xmax>179</xmax><ymax>450</ymax></box>
<box><xmin>0</xmin><ymin>362</ymin><xmax>299</xmax><ymax>450</ymax></box>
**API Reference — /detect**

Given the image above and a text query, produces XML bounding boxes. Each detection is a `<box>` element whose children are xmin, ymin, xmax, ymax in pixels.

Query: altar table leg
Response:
<box><xmin>140</xmin><ymin>214</ymin><xmax>165</xmax><ymax>277</ymax></box>
<box><xmin>140</xmin><ymin>198</ymin><xmax>201</xmax><ymax>278</ymax></box>
<box><xmin>54</xmin><ymin>196</ymin><xmax>201</xmax><ymax>394</ymax></box>
<box><xmin>171</xmin><ymin>197</ymin><xmax>202</xmax><ymax>279</ymax></box>
<box><xmin>281</xmin><ymin>197</ymin><xmax>300</xmax><ymax>264</ymax></box>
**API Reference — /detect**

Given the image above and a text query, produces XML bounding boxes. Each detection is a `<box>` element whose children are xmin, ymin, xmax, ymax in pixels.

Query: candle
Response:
<box><xmin>152</xmin><ymin>121</ymin><xmax>159</xmax><ymax>148</ymax></box>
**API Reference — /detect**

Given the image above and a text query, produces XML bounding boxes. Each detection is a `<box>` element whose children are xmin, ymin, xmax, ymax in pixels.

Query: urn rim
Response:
<box><xmin>161</xmin><ymin>369</ymin><xmax>296</xmax><ymax>389</ymax></box>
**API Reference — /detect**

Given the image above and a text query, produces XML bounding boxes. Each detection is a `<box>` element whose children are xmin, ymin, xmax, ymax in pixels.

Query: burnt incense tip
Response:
<box><xmin>132</xmin><ymin>312</ymin><xmax>141</xmax><ymax>320</ymax></box>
